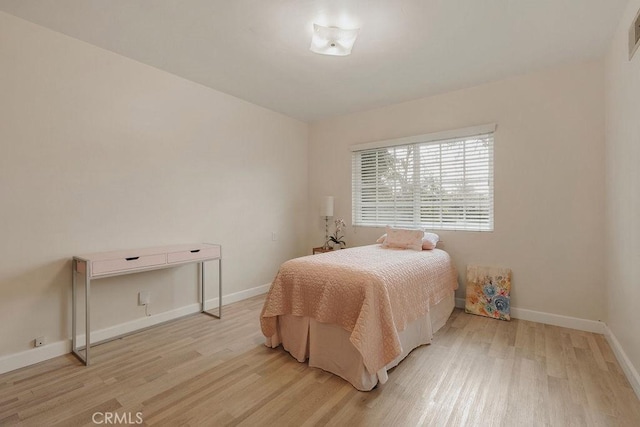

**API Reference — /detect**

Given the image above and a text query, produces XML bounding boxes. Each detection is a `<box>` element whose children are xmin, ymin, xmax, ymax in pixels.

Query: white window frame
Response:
<box><xmin>351</xmin><ymin>124</ymin><xmax>495</xmax><ymax>232</ymax></box>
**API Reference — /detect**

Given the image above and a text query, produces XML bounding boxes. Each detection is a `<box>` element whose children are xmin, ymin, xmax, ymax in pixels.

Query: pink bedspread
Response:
<box><xmin>260</xmin><ymin>245</ymin><xmax>458</xmax><ymax>375</ymax></box>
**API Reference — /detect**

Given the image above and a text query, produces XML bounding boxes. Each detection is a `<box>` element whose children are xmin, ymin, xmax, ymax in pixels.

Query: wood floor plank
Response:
<box><xmin>0</xmin><ymin>296</ymin><xmax>639</xmax><ymax>426</ymax></box>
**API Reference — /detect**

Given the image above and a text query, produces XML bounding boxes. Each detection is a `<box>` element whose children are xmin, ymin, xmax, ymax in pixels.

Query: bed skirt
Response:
<box><xmin>264</xmin><ymin>291</ymin><xmax>455</xmax><ymax>391</ymax></box>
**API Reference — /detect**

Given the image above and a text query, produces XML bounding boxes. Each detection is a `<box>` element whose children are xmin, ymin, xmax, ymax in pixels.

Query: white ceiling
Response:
<box><xmin>0</xmin><ymin>0</ymin><xmax>628</xmax><ymax>122</ymax></box>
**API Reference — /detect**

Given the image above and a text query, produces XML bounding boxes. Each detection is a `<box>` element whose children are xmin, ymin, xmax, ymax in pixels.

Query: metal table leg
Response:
<box><xmin>85</xmin><ymin>268</ymin><xmax>90</xmax><ymax>365</ymax></box>
<box><xmin>72</xmin><ymin>258</ymin><xmax>89</xmax><ymax>365</ymax></box>
<box><xmin>72</xmin><ymin>260</ymin><xmax>77</xmax><ymax>358</ymax></box>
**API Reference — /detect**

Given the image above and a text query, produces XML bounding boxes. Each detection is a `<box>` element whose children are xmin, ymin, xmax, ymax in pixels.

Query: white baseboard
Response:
<box><xmin>454</xmin><ymin>298</ymin><xmax>640</xmax><ymax>399</ymax></box>
<box><xmin>77</xmin><ymin>303</ymin><xmax>203</xmax><ymax>345</ymax></box>
<box><xmin>604</xmin><ymin>325</ymin><xmax>640</xmax><ymax>400</ymax></box>
<box><xmin>215</xmin><ymin>283</ymin><xmax>270</xmax><ymax>306</ymax></box>
<box><xmin>0</xmin><ymin>283</ymin><xmax>271</xmax><ymax>375</ymax></box>
<box><xmin>0</xmin><ymin>340</ymin><xmax>71</xmax><ymax>375</ymax></box>
<box><xmin>454</xmin><ymin>298</ymin><xmax>605</xmax><ymax>333</ymax></box>
<box><xmin>85</xmin><ymin>283</ymin><xmax>272</xmax><ymax>345</ymax></box>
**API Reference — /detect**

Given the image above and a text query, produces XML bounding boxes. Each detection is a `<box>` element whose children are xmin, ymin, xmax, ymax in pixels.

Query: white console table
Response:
<box><xmin>71</xmin><ymin>243</ymin><xmax>222</xmax><ymax>366</ymax></box>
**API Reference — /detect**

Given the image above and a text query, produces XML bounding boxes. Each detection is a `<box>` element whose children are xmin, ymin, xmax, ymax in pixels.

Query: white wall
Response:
<box><xmin>309</xmin><ymin>61</ymin><xmax>606</xmax><ymax>322</ymax></box>
<box><xmin>604</xmin><ymin>0</ymin><xmax>640</xmax><ymax>388</ymax></box>
<box><xmin>0</xmin><ymin>12</ymin><xmax>308</xmax><ymax>361</ymax></box>
<box><xmin>0</xmin><ymin>6</ymin><xmax>624</xmax><ymax>377</ymax></box>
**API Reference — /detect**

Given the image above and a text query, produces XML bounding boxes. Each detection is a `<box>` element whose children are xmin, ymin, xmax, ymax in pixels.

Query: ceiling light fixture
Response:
<box><xmin>310</xmin><ymin>24</ymin><xmax>360</xmax><ymax>56</ymax></box>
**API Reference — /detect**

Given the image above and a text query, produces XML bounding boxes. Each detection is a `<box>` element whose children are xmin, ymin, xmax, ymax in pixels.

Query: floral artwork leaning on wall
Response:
<box><xmin>465</xmin><ymin>265</ymin><xmax>512</xmax><ymax>321</ymax></box>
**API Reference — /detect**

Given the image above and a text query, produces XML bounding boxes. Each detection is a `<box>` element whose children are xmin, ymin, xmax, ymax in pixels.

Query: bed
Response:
<box><xmin>260</xmin><ymin>244</ymin><xmax>458</xmax><ymax>391</ymax></box>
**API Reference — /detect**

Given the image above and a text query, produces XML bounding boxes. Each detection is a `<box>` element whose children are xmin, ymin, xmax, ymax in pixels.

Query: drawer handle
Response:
<box><xmin>190</xmin><ymin>249</ymin><xmax>201</xmax><ymax>253</ymax></box>
<box><xmin>125</xmin><ymin>257</ymin><xmax>140</xmax><ymax>261</ymax></box>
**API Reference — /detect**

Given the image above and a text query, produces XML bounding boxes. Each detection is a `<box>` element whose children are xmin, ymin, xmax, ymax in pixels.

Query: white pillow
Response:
<box><xmin>382</xmin><ymin>227</ymin><xmax>424</xmax><ymax>251</ymax></box>
<box><xmin>421</xmin><ymin>232</ymin><xmax>440</xmax><ymax>250</ymax></box>
<box><xmin>377</xmin><ymin>231</ymin><xmax>440</xmax><ymax>250</ymax></box>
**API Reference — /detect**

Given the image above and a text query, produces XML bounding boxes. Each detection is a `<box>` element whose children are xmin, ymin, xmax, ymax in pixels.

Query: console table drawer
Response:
<box><xmin>92</xmin><ymin>253</ymin><xmax>167</xmax><ymax>276</ymax></box>
<box><xmin>168</xmin><ymin>246</ymin><xmax>221</xmax><ymax>264</ymax></box>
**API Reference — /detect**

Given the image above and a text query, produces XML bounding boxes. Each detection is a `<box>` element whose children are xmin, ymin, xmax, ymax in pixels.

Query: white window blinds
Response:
<box><xmin>351</xmin><ymin>127</ymin><xmax>494</xmax><ymax>231</ymax></box>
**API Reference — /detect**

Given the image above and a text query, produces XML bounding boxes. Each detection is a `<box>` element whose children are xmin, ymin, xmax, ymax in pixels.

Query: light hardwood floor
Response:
<box><xmin>1</xmin><ymin>295</ymin><xmax>639</xmax><ymax>426</ymax></box>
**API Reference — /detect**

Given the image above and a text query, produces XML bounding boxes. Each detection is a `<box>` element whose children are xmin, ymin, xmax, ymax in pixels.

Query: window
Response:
<box><xmin>351</xmin><ymin>124</ymin><xmax>495</xmax><ymax>231</ymax></box>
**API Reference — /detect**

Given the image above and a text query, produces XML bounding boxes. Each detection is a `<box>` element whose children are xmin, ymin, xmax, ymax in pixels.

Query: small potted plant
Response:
<box><xmin>329</xmin><ymin>218</ymin><xmax>346</xmax><ymax>249</ymax></box>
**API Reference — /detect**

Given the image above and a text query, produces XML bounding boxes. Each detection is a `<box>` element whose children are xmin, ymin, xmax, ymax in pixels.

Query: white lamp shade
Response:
<box><xmin>310</xmin><ymin>24</ymin><xmax>359</xmax><ymax>56</ymax></box>
<box><xmin>321</xmin><ymin>196</ymin><xmax>334</xmax><ymax>217</ymax></box>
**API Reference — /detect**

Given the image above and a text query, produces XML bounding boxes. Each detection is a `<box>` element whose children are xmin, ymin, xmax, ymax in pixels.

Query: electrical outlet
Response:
<box><xmin>138</xmin><ymin>291</ymin><xmax>151</xmax><ymax>306</ymax></box>
<box><xmin>271</xmin><ymin>232</ymin><xmax>277</xmax><ymax>241</ymax></box>
<box><xmin>34</xmin><ymin>336</ymin><xmax>45</xmax><ymax>347</ymax></box>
